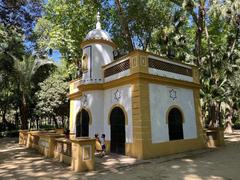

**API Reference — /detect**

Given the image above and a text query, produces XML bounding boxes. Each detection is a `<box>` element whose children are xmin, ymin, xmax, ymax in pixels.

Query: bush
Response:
<box><xmin>39</xmin><ymin>124</ymin><xmax>55</xmax><ymax>130</ymax></box>
<box><xmin>233</xmin><ymin>121</ymin><xmax>240</xmax><ymax>129</ymax></box>
<box><xmin>0</xmin><ymin>122</ymin><xmax>18</xmax><ymax>132</ymax></box>
<box><xmin>0</xmin><ymin>130</ymin><xmax>19</xmax><ymax>138</ymax></box>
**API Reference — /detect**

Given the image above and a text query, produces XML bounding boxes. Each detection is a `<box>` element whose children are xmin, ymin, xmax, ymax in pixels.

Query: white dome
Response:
<box><xmin>85</xmin><ymin>29</ymin><xmax>112</xmax><ymax>42</ymax></box>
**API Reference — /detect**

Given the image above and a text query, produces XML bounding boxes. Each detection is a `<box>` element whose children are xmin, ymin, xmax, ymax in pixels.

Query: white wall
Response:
<box><xmin>71</xmin><ymin>86</ymin><xmax>133</xmax><ymax>143</ymax></box>
<box><xmin>72</xmin><ymin>91</ymin><xmax>104</xmax><ymax>138</ymax></box>
<box><xmin>149</xmin><ymin>68</ymin><xmax>193</xmax><ymax>82</ymax></box>
<box><xmin>103</xmin><ymin>85</ymin><xmax>133</xmax><ymax>143</ymax></box>
<box><xmin>149</xmin><ymin>84</ymin><xmax>197</xmax><ymax>143</ymax></box>
<box><xmin>148</xmin><ymin>55</ymin><xmax>193</xmax><ymax>82</ymax></box>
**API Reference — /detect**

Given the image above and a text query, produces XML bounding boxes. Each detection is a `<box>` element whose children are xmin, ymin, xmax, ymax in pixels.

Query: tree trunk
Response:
<box><xmin>15</xmin><ymin>111</ymin><xmax>19</xmax><ymax>129</ymax></box>
<box><xmin>36</xmin><ymin>116</ymin><xmax>39</xmax><ymax>130</ymax></box>
<box><xmin>224</xmin><ymin>110</ymin><xmax>233</xmax><ymax>134</ymax></box>
<box><xmin>218</xmin><ymin>102</ymin><xmax>222</xmax><ymax>127</ymax></box>
<box><xmin>194</xmin><ymin>0</ymin><xmax>205</xmax><ymax>66</ymax></box>
<box><xmin>19</xmin><ymin>94</ymin><xmax>28</xmax><ymax>130</ymax></box>
<box><xmin>115</xmin><ymin>0</ymin><xmax>134</xmax><ymax>51</ymax></box>
<box><xmin>53</xmin><ymin>116</ymin><xmax>58</xmax><ymax>128</ymax></box>
<box><xmin>208</xmin><ymin>102</ymin><xmax>218</xmax><ymax>128</ymax></box>
<box><xmin>61</xmin><ymin>116</ymin><xmax>64</xmax><ymax>128</ymax></box>
<box><xmin>2</xmin><ymin>107</ymin><xmax>7</xmax><ymax>131</ymax></box>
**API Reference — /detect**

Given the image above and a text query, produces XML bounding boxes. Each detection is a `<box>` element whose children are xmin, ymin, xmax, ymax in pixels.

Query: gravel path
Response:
<box><xmin>0</xmin><ymin>131</ymin><xmax>240</xmax><ymax>180</ymax></box>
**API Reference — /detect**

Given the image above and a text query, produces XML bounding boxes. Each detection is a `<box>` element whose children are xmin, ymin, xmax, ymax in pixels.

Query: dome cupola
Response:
<box><xmin>80</xmin><ymin>12</ymin><xmax>116</xmax><ymax>84</ymax></box>
<box><xmin>84</xmin><ymin>12</ymin><xmax>112</xmax><ymax>42</ymax></box>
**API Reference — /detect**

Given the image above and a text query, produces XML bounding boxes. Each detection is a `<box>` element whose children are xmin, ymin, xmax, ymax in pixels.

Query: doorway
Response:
<box><xmin>76</xmin><ymin>109</ymin><xmax>89</xmax><ymax>137</ymax></box>
<box><xmin>110</xmin><ymin>107</ymin><xmax>126</xmax><ymax>154</ymax></box>
<box><xmin>168</xmin><ymin>108</ymin><xmax>184</xmax><ymax>140</ymax></box>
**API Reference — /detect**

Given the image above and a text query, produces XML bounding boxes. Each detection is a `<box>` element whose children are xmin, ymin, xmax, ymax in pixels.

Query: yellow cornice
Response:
<box><xmin>69</xmin><ymin>78</ymin><xmax>81</xmax><ymax>84</ymax></box>
<box><xmin>68</xmin><ymin>72</ymin><xmax>200</xmax><ymax>100</ymax></box>
<box><xmin>67</xmin><ymin>91</ymin><xmax>82</xmax><ymax>100</ymax></box>
<box><xmin>81</xmin><ymin>39</ymin><xmax>117</xmax><ymax>49</ymax></box>
<box><xmin>78</xmin><ymin>83</ymin><xmax>104</xmax><ymax>91</ymax></box>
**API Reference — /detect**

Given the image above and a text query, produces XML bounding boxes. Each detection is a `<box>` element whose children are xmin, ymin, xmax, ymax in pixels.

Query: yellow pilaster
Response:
<box><xmin>131</xmin><ymin>79</ymin><xmax>152</xmax><ymax>159</ymax></box>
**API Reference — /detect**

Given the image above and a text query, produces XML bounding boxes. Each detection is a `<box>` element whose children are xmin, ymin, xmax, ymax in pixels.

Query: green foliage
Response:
<box><xmin>34</xmin><ymin>0</ymin><xmax>99</xmax><ymax>63</ymax></box>
<box><xmin>1</xmin><ymin>0</ymin><xmax>239</xmax><ymax>130</ymax></box>
<box><xmin>35</xmin><ymin>71</ymin><xmax>69</xmax><ymax>118</ymax></box>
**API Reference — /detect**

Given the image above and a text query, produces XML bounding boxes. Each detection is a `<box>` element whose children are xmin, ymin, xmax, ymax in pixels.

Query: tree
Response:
<box><xmin>13</xmin><ymin>55</ymin><xmax>54</xmax><ymax>129</ymax></box>
<box><xmin>35</xmin><ymin>0</ymin><xmax>240</xmax><ymax>130</ymax></box>
<box><xmin>35</xmin><ymin>72</ymin><xmax>69</xmax><ymax>129</ymax></box>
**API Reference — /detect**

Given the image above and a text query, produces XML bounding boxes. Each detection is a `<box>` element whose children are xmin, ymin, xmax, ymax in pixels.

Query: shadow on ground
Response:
<box><xmin>0</xmin><ymin>131</ymin><xmax>240</xmax><ymax>180</ymax></box>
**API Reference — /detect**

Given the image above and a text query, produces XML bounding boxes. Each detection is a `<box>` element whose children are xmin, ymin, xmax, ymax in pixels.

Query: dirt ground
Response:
<box><xmin>0</xmin><ymin>131</ymin><xmax>240</xmax><ymax>180</ymax></box>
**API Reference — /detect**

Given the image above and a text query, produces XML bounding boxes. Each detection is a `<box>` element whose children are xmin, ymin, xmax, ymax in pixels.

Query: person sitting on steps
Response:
<box><xmin>95</xmin><ymin>134</ymin><xmax>103</xmax><ymax>157</ymax></box>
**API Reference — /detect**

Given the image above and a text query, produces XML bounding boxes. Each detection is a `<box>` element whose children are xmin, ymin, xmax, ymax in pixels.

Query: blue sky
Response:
<box><xmin>49</xmin><ymin>50</ymin><xmax>61</xmax><ymax>62</ymax></box>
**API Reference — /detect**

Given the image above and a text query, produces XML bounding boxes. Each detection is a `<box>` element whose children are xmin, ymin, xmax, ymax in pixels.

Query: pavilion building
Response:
<box><xmin>68</xmin><ymin>12</ymin><xmax>206</xmax><ymax>159</ymax></box>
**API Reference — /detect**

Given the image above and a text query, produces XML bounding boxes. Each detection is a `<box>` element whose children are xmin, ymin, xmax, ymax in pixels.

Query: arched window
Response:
<box><xmin>76</xmin><ymin>109</ymin><xmax>90</xmax><ymax>137</ymax></box>
<box><xmin>168</xmin><ymin>108</ymin><xmax>184</xmax><ymax>141</ymax></box>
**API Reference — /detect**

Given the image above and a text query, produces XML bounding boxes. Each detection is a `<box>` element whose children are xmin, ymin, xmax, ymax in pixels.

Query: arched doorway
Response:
<box><xmin>110</xmin><ymin>107</ymin><xmax>126</xmax><ymax>154</ymax></box>
<box><xmin>168</xmin><ymin>108</ymin><xmax>184</xmax><ymax>140</ymax></box>
<box><xmin>76</xmin><ymin>109</ymin><xmax>89</xmax><ymax>137</ymax></box>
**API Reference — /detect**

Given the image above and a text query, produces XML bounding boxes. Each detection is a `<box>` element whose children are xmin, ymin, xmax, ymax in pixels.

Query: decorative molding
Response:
<box><xmin>169</xmin><ymin>89</ymin><xmax>177</xmax><ymax>100</ymax></box>
<box><xmin>113</xmin><ymin>89</ymin><xmax>121</xmax><ymax>101</ymax></box>
<box><xmin>81</xmin><ymin>94</ymin><xmax>88</xmax><ymax>107</ymax></box>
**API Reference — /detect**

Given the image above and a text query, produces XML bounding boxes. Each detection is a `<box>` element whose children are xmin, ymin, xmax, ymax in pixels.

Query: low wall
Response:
<box><xmin>19</xmin><ymin>130</ymin><xmax>96</xmax><ymax>172</ymax></box>
<box><xmin>19</xmin><ymin>130</ymin><xmax>29</xmax><ymax>146</ymax></box>
<box><xmin>37</xmin><ymin>133</ymin><xmax>65</xmax><ymax>158</ymax></box>
<box><xmin>54</xmin><ymin>138</ymin><xmax>72</xmax><ymax>165</ymax></box>
<box><xmin>71</xmin><ymin>138</ymin><xmax>95</xmax><ymax>172</ymax></box>
<box><xmin>55</xmin><ymin>128</ymin><xmax>64</xmax><ymax>134</ymax></box>
<box><xmin>206</xmin><ymin>128</ymin><xmax>225</xmax><ymax>148</ymax></box>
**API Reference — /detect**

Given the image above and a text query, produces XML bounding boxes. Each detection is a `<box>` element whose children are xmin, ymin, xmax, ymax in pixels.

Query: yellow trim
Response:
<box><xmin>193</xmin><ymin>88</ymin><xmax>207</xmax><ymax>146</ymax></box>
<box><xmin>68</xmin><ymin>72</ymin><xmax>200</xmax><ymax>100</ymax></box>
<box><xmin>130</xmin><ymin>55</ymin><xmax>149</xmax><ymax>74</ymax></box>
<box><xmin>108</xmin><ymin>104</ymin><xmax>128</xmax><ymax>125</ymax></box>
<box><xmin>192</xmin><ymin>66</ymin><xmax>200</xmax><ymax>84</ymax></box>
<box><xmin>67</xmin><ymin>91</ymin><xmax>82</xmax><ymax>99</ymax></box>
<box><xmin>75</xmin><ymin>108</ymin><xmax>93</xmax><ymax>125</ymax></box>
<box><xmin>69</xmin><ymin>78</ymin><xmax>81</xmax><ymax>84</ymax></box>
<box><xmin>78</xmin><ymin>84</ymin><xmax>104</xmax><ymax>91</ymax></box>
<box><xmin>130</xmin><ymin>79</ymin><xmax>152</xmax><ymax>159</ymax></box>
<box><xmin>81</xmin><ymin>39</ymin><xmax>117</xmax><ymax>49</ymax></box>
<box><xmin>165</xmin><ymin>105</ymin><xmax>185</xmax><ymax>124</ymax></box>
<box><xmin>142</xmin><ymin>138</ymin><xmax>205</xmax><ymax>159</ymax></box>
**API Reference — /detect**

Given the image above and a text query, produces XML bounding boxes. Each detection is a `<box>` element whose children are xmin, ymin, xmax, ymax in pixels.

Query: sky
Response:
<box><xmin>49</xmin><ymin>50</ymin><xmax>61</xmax><ymax>62</ymax></box>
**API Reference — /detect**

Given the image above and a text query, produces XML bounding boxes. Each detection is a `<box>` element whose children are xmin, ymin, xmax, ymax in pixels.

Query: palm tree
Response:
<box><xmin>13</xmin><ymin>55</ymin><xmax>54</xmax><ymax>129</ymax></box>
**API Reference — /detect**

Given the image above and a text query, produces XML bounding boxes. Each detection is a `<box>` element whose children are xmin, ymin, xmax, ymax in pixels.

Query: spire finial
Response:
<box><xmin>96</xmin><ymin>11</ymin><xmax>101</xmax><ymax>30</ymax></box>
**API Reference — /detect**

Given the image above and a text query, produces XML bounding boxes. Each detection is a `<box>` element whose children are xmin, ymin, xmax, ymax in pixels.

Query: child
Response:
<box><xmin>101</xmin><ymin>134</ymin><xmax>106</xmax><ymax>156</ymax></box>
<box><xmin>95</xmin><ymin>134</ymin><xmax>102</xmax><ymax>153</ymax></box>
